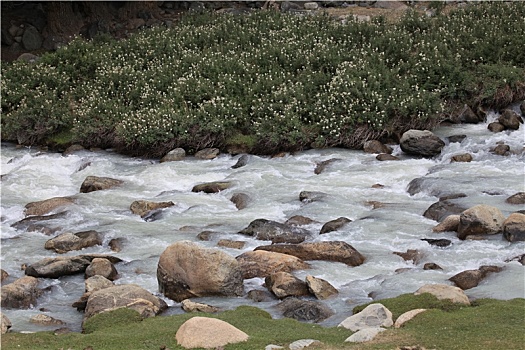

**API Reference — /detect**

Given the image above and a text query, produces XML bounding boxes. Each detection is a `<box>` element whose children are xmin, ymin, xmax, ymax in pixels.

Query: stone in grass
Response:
<box><xmin>344</xmin><ymin>327</ymin><xmax>386</xmax><ymax>343</ymax></box>
<box><xmin>289</xmin><ymin>339</ymin><xmax>323</xmax><ymax>350</ymax></box>
<box><xmin>338</xmin><ymin>303</ymin><xmax>393</xmax><ymax>332</ymax></box>
<box><xmin>414</xmin><ymin>284</ymin><xmax>470</xmax><ymax>305</ymax></box>
<box><xmin>176</xmin><ymin>317</ymin><xmax>248</xmax><ymax>349</ymax></box>
<box><xmin>394</xmin><ymin>309</ymin><xmax>427</xmax><ymax>328</ymax></box>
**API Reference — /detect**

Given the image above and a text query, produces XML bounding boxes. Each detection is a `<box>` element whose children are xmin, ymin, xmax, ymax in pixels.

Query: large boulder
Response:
<box><xmin>1</xmin><ymin>276</ymin><xmax>42</xmax><ymax>309</ymax></box>
<box><xmin>235</xmin><ymin>250</ymin><xmax>310</xmax><ymax>279</ymax></box>
<box><xmin>254</xmin><ymin>241</ymin><xmax>365</xmax><ymax>266</ymax></box>
<box><xmin>85</xmin><ymin>258</ymin><xmax>118</xmax><ymax>280</ymax></box>
<box><xmin>25</xmin><ymin>254</ymin><xmax>122</xmax><ymax>278</ymax></box>
<box><xmin>24</xmin><ymin>196</ymin><xmax>75</xmax><ymax>217</ymax></box>
<box><xmin>265</xmin><ymin>272</ymin><xmax>310</xmax><ymax>299</ymax></box>
<box><xmin>338</xmin><ymin>303</ymin><xmax>393</xmax><ymax>332</ymax></box>
<box><xmin>239</xmin><ymin>219</ymin><xmax>312</xmax><ymax>244</ymax></box>
<box><xmin>457</xmin><ymin>205</ymin><xmax>506</xmax><ymax>239</ymax></box>
<box><xmin>157</xmin><ymin>241</ymin><xmax>244</xmax><ymax>302</ymax></box>
<box><xmin>160</xmin><ymin>148</ymin><xmax>186</xmax><ymax>162</ymax></box>
<box><xmin>506</xmin><ymin>192</ymin><xmax>525</xmax><ymax>205</ymax></box>
<box><xmin>84</xmin><ymin>284</ymin><xmax>167</xmax><ymax>322</ymax></box>
<box><xmin>432</xmin><ymin>215</ymin><xmax>460</xmax><ymax>233</ymax></box>
<box><xmin>305</xmin><ymin>275</ymin><xmax>338</xmax><ymax>300</ymax></box>
<box><xmin>175</xmin><ymin>317</ymin><xmax>248</xmax><ymax>349</ymax></box>
<box><xmin>503</xmin><ymin>213</ymin><xmax>525</xmax><ymax>242</ymax></box>
<box><xmin>414</xmin><ymin>284</ymin><xmax>470</xmax><ymax>305</ymax></box>
<box><xmin>449</xmin><ymin>266</ymin><xmax>502</xmax><ymax>290</ymax></box>
<box><xmin>80</xmin><ymin>176</ymin><xmax>123</xmax><ymax>193</ymax></box>
<box><xmin>498</xmin><ymin>109</ymin><xmax>522</xmax><ymax>130</ymax></box>
<box><xmin>278</xmin><ymin>298</ymin><xmax>334</xmax><ymax>323</ymax></box>
<box><xmin>400</xmin><ymin>130</ymin><xmax>445</xmax><ymax>157</ymax></box>
<box><xmin>130</xmin><ymin>200</ymin><xmax>174</xmax><ymax>218</ymax></box>
<box><xmin>44</xmin><ymin>230</ymin><xmax>102</xmax><ymax>253</ymax></box>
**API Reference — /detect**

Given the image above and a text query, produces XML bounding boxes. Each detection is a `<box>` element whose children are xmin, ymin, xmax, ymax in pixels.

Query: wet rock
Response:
<box><xmin>449</xmin><ymin>265</ymin><xmax>502</xmax><ymax>290</ymax></box>
<box><xmin>85</xmin><ymin>258</ymin><xmax>118</xmax><ymax>281</ymax></box>
<box><xmin>400</xmin><ymin>130</ymin><xmax>445</xmax><ymax>157</ymax></box>
<box><xmin>130</xmin><ymin>200</ymin><xmax>174</xmax><ymax>218</ymax></box>
<box><xmin>314</xmin><ymin>158</ymin><xmax>341</xmax><ymax>174</ymax></box>
<box><xmin>299</xmin><ymin>190</ymin><xmax>327</xmax><ymax>202</ymax></box>
<box><xmin>12</xmin><ymin>211</ymin><xmax>68</xmax><ymax>234</ymax></box>
<box><xmin>181</xmin><ymin>299</ymin><xmax>220</xmax><ymax>313</ymax></box>
<box><xmin>175</xmin><ymin>317</ymin><xmax>248</xmax><ymax>349</ymax></box>
<box><xmin>305</xmin><ymin>275</ymin><xmax>338</xmax><ymax>300</ymax></box>
<box><xmin>160</xmin><ymin>148</ymin><xmax>186</xmax><ymax>162</ymax></box>
<box><xmin>457</xmin><ymin>204</ymin><xmax>505</xmax><ymax>239</ymax></box>
<box><xmin>491</xmin><ymin>144</ymin><xmax>510</xmax><ymax>156</ymax></box>
<box><xmin>505</xmin><ymin>254</ymin><xmax>525</xmax><ymax>265</ymax></box>
<box><xmin>196</xmin><ymin>230</ymin><xmax>216</xmax><ymax>241</ymax></box>
<box><xmin>339</xmin><ymin>303</ymin><xmax>393</xmax><ymax>331</ymax></box>
<box><xmin>108</xmin><ymin>237</ymin><xmax>126</xmax><ymax>252</ymax></box>
<box><xmin>231</xmin><ymin>154</ymin><xmax>249</xmax><ymax>169</ymax></box>
<box><xmin>521</xmin><ymin>101</ymin><xmax>525</xmax><ymax>115</ymax></box>
<box><xmin>459</xmin><ymin>105</ymin><xmax>482</xmax><ymax>124</ymax></box>
<box><xmin>488</xmin><ymin>122</ymin><xmax>505</xmax><ymax>133</ymax></box>
<box><xmin>247</xmin><ymin>289</ymin><xmax>276</xmax><ymax>302</ymax></box>
<box><xmin>230</xmin><ymin>192</ymin><xmax>250</xmax><ymax>210</ymax></box>
<box><xmin>84</xmin><ymin>284</ymin><xmax>168</xmax><ymax>323</ymax></box>
<box><xmin>192</xmin><ymin>181</ymin><xmax>231</xmax><ymax>193</ymax></box>
<box><xmin>25</xmin><ymin>254</ymin><xmax>122</xmax><ymax>279</ymax></box>
<box><xmin>1</xmin><ymin>312</ymin><xmax>12</xmax><ymax>334</ymax></box>
<box><xmin>1</xmin><ymin>269</ymin><xmax>9</xmax><ymax>282</ymax></box>
<box><xmin>447</xmin><ymin>134</ymin><xmax>466</xmax><ymax>143</ymax></box>
<box><xmin>506</xmin><ymin>192</ymin><xmax>525</xmax><ymax>205</ymax></box>
<box><xmin>278</xmin><ymin>298</ymin><xmax>334</xmax><ymax>323</ymax></box>
<box><xmin>157</xmin><ymin>241</ymin><xmax>243</xmax><ymax>302</ymax></box>
<box><xmin>238</xmin><ymin>218</ymin><xmax>312</xmax><ymax>244</ymax></box>
<box><xmin>195</xmin><ymin>147</ymin><xmax>220</xmax><ymax>159</ymax></box>
<box><xmin>345</xmin><ymin>327</ymin><xmax>386</xmax><ymax>343</ymax></box>
<box><xmin>1</xmin><ymin>276</ymin><xmax>42</xmax><ymax>309</ymax></box>
<box><xmin>236</xmin><ymin>250</ymin><xmax>310</xmax><ymax>279</ymax></box>
<box><xmin>451</xmin><ymin>153</ymin><xmax>473</xmax><ymax>162</ymax></box>
<box><xmin>423</xmin><ymin>263</ymin><xmax>442</xmax><ymax>270</ymax></box>
<box><xmin>503</xmin><ymin>212</ymin><xmax>525</xmax><ymax>242</ymax></box>
<box><xmin>255</xmin><ymin>241</ymin><xmax>365</xmax><ymax>266</ymax></box>
<box><xmin>63</xmin><ymin>144</ymin><xmax>85</xmax><ymax>155</ymax></box>
<box><xmin>85</xmin><ymin>275</ymin><xmax>114</xmax><ymax>293</ymax></box>
<box><xmin>29</xmin><ymin>314</ymin><xmax>65</xmax><ymax>326</ymax></box>
<box><xmin>394</xmin><ymin>309</ymin><xmax>427</xmax><ymax>328</ymax></box>
<box><xmin>265</xmin><ymin>271</ymin><xmax>310</xmax><ymax>299</ymax></box>
<box><xmin>80</xmin><ymin>176</ymin><xmax>123</xmax><ymax>193</ymax></box>
<box><xmin>44</xmin><ymin>230</ymin><xmax>102</xmax><ymax>253</ymax></box>
<box><xmin>285</xmin><ymin>215</ymin><xmax>317</xmax><ymax>226</ymax></box>
<box><xmin>24</xmin><ymin>196</ymin><xmax>75</xmax><ymax>217</ymax></box>
<box><xmin>320</xmin><ymin>217</ymin><xmax>351</xmax><ymax>234</ymax></box>
<box><xmin>424</xmin><ymin>200</ymin><xmax>467</xmax><ymax>222</ymax></box>
<box><xmin>217</xmin><ymin>239</ymin><xmax>245</xmax><ymax>249</ymax></box>
<box><xmin>363</xmin><ymin>140</ymin><xmax>393</xmax><ymax>154</ymax></box>
<box><xmin>393</xmin><ymin>249</ymin><xmax>423</xmax><ymax>264</ymax></box>
<box><xmin>407</xmin><ymin>177</ymin><xmax>462</xmax><ymax>198</ymax></box>
<box><xmin>414</xmin><ymin>284</ymin><xmax>470</xmax><ymax>305</ymax></box>
<box><xmin>432</xmin><ymin>214</ymin><xmax>460</xmax><ymax>233</ymax></box>
<box><xmin>376</xmin><ymin>153</ymin><xmax>400</xmax><ymax>161</ymax></box>
<box><xmin>420</xmin><ymin>238</ymin><xmax>452</xmax><ymax>247</ymax></box>
<box><xmin>498</xmin><ymin>109</ymin><xmax>522</xmax><ymax>130</ymax></box>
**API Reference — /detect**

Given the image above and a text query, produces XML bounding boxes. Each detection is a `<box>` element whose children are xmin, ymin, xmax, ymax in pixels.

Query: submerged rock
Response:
<box><xmin>0</xmin><ymin>276</ymin><xmax>42</xmax><ymax>309</ymax></box>
<box><xmin>236</xmin><ymin>250</ymin><xmax>310</xmax><ymax>279</ymax></box>
<box><xmin>192</xmin><ymin>181</ymin><xmax>231</xmax><ymax>193</ymax></box>
<box><xmin>80</xmin><ymin>176</ymin><xmax>123</xmax><ymax>193</ymax></box>
<box><xmin>449</xmin><ymin>266</ymin><xmax>502</xmax><ymax>290</ymax></box>
<box><xmin>506</xmin><ymin>192</ymin><xmax>525</xmax><ymax>205</ymax></box>
<box><xmin>130</xmin><ymin>200</ymin><xmax>174</xmax><ymax>218</ymax></box>
<box><xmin>230</xmin><ymin>192</ymin><xmax>250</xmax><ymax>210</ymax></box>
<box><xmin>314</xmin><ymin>158</ymin><xmax>341</xmax><ymax>174</ymax></box>
<box><xmin>320</xmin><ymin>217</ymin><xmax>352</xmax><ymax>234</ymax></box>
<box><xmin>239</xmin><ymin>219</ymin><xmax>312</xmax><ymax>243</ymax></box>
<box><xmin>231</xmin><ymin>154</ymin><xmax>249</xmax><ymax>169</ymax></box>
<box><xmin>24</xmin><ymin>196</ymin><xmax>75</xmax><ymax>217</ymax></box>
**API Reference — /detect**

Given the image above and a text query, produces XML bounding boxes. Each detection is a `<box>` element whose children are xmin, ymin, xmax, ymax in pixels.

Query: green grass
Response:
<box><xmin>2</xmin><ymin>297</ymin><xmax>524</xmax><ymax>350</ymax></box>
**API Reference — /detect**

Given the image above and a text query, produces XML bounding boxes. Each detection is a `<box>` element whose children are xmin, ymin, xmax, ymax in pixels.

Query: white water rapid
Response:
<box><xmin>1</xmin><ymin>109</ymin><xmax>524</xmax><ymax>333</ymax></box>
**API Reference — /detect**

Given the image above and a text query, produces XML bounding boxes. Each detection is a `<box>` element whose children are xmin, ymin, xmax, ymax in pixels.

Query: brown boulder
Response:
<box><xmin>85</xmin><ymin>258</ymin><xmax>118</xmax><ymax>280</ymax></box>
<box><xmin>192</xmin><ymin>181</ymin><xmax>231</xmax><ymax>193</ymax></box>
<box><xmin>376</xmin><ymin>153</ymin><xmax>400</xmax><ymax>161</ymax></box>
<box><xmin>195</xmin><ymin>148</ymin><xmax>220</xmax><ymax>159</ymax></box>
<box><xmin>488</xmin><ymin>122</ymin><xmax>505</xmax><ymax>133</ymax></box>
<box><xmin>503</xmin><ymin>212</ymin><xmax>525</xmax><ymax>242</ymax></box>
<box><xmin>400</xmin><ymin>130</ymin><xmax>445</xmax><ymax>157</ymax></box>
<box><xmin>130</xmin><ymin>200</ymin><xmax>174</xmax><ymax>218</ymax></box>
<box><xmin>432</xmin><ymin>215</ymin><xmax>460</xmax><ymax>233</ymax></box>
<box><xmin>1</xmin><ymin>312</ymin><xmax>11</xmax><ymax>334</ymax></box>
<box><xmin>80</xmin><ymin>176</ymin><xmax>123</xmax><ymax>193</ymax></box>
<box><xmin>157</xmin><ymin>241</ymin><xmax>244</xmax><ymax>302</ymax></box>
<box><xmin>238</xmin><ymin>218</ymin><xmax>312</xmax><ymax>244</ymax></box>
<box><xmin>491</xmin><ymin>144</ymin><xmax>510</xmax><ymax>156</ymax></box>
<box><xmin>1</xmin><ymin>276</ymin><xmax>42</xmax><ymax>309</ymax></box>
<box><xmin>176</xmin><ymin>317</ymin><xmax>248</xmax><ymax>349</ymax></box>
<box><xmin>44</xmin><ymin>230</ymin><xmax>102</xmax><ymax>253</ymax></box>
<box><xmin>457</xmin><ymin>205</ymin><xmax>505</xmax><ymax>239</ymax></box>
<box><xmin>235</xmin><ymin>250</ymin><xmax>310</xmax><ymax>279</ymax></box>
<box><xmin>1</xmin><ymin>269</ymin><xmax>9</xmax><ymax>282</ymax></box>
<box><xmin>160</xmin><ymin>148</ymin><xmax>186</xmax><ymax>162</ymax></box>
<box><xmin>285</xmin><ymin>215</ymin><xmax>317</xmax><ymax>226</ymax></box>
<box><xmin>181</xmin><ymin>299</ymin><xmax>220</xmax><ymax>313</ymax></box>
<box><xmin>25</xmin><ymin>254</ymin><xmax>122</xmax><ymax>279</ymax></box>
<box><xmin>506</xmin><ymin>192</ymin><xmax>525</xmax><ymax>205</ymax></box>
<box><xmin>255</xmin><ymin>241</ymin><xmax>365</xmax><ymax>266</ymax></box>
<box><xmin>320</xmin><ymin>217</ymin><xmax>352</xmax><ymax>234</ymax></box>
<box><xmin>265</xmin><ymin>271</ymin><xmax>310</xmax><ymax>299</ymax></box>
<box><xmin>394</xmin><ymin>249</ymin><xmax>423</xmax><ymax>264</ymax></box>
<box><xmin>451</xmin><ymin>153</ymin><xmax>473</xmax><ymax>162</ymax></box>
<box><xmin>24</xmin><ymin>196</ymin><xmax>75</xmax><ymax>217</ymax></box>
<box><xmin>217</xmin><ymin>239</ymin><xmax>245</xmax><ymax>249</ymax></box>
<box><xmin>230</xmin><ymin>192</ymin><xmax>250</xmax><ymax>210</ymax></box>
<box><xmin>305</xmin><ymin>275</ymin><xmax>338</xmax><ymax>300</ymax></box>
<box><xmin>449</xmin><ymin>266</ymin><xmax>502</xmax><ymax>290</ymax></box>
<box><xmin>363</xmin><ymin>140</ymin><xmax>393</xmax><ymax>154</ymax></box>
<box><xmin>498</xmin><ymin>109</ymin><xmax>522</xmax><ymax>130</ymax></box>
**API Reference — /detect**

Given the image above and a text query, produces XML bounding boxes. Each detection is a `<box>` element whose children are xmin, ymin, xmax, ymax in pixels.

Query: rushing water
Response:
<box><xmin>1</xmin><ymin>109</ymin><xmax>524</xmax><ymax>333</ymax></box>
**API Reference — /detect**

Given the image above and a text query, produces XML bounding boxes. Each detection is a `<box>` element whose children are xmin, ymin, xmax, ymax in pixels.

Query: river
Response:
<box><xmin>1</xmin><ymin>108</ymin><xmax>524</xmax><ymax>333</ymax></box>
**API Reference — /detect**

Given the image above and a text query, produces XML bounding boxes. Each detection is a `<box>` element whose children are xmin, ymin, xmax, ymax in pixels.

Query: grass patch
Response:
<box><xmin>2</xmin><ymin>298</ymin><xmax>524</xmax><ymax>350</ymax></box>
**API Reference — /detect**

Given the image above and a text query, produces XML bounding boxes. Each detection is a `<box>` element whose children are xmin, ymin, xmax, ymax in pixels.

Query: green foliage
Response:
<box><xmin>2</xmin><ymin>2</ymin><xmax>524</xmax><ymax>156</ymax></box>
<box><xmin>82</xmin><ymin>308</ymin><xmax>144</xmax><ymax>334</ymax></box>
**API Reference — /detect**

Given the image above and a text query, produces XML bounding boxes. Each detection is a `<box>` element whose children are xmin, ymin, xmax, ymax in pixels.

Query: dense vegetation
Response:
<box><xmin>2</xmin><ymin>2</ymin><xmax>524</xmax><ymax>156</ymax></box>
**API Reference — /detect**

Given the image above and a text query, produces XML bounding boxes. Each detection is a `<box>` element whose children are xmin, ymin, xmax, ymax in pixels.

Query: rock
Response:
<box><xmin>299</xmin><ymin>190</ymin><xmax>327</xmax><ymax>202</ymax></box>
<box><xmin>414</xmin><ymin>284</ymin><xmax>470</xmax><ymax>305</ymax></box>
<box><xmin>84</xmin><ymin>284</ymin><xmax>168</xmax><ymax>321</ymax></box>
<box><xmin>447</xmin><ymin>134</ymin><xmax>466</xmax><ymax>143</ymax></box>
<box><xmin>44</xmin><ymin>230</ymin><xmax>102</xmax><ymax>253</ymax></box>
<box><xmin>195</xmin><ymin>148</ymin><xmax>220</xmax><ymax>159</ymax></box>
<box><xmin>432</xmin><ymin>215</ymin><xmax>460</xmax><ymax>233</ymax></box>
<box><xmin>303</xmin><ymin>2</ymin><xmax>319</xmax><ymax>10</ymax></box>
<box><xmin>278</xmin><ymin>298</ymin><xmax>334</xmax><ymax>323</ymax></box>
<box><xmin>85</xmin><ymin>258</ymin><xmax>118</xmax><ymax>280</ymax></box>
<box><xmin>424</xmin><ymin>200</ymin><xmax>467</xmax><ymax>222</ymax></box>
<box><xmin>29</xmin><ymin>314</ymin><xmax>65</xmax><ymax>326</ymax></box>
<box><xmin>231</xmin><ymin>154</ymin><xmax>249</xmax><ymax>169</ymax></box>
<box><xmin>423</xmin><ymin>263</ymin><xmax>442</xmax><ymax>270</ymax></box>
<box><xmin>400</xmin><ymin>130</ymin><xmax>445</xmax><ymax>157</ymax></box>
<box><xmin>408</xmin><ymin>177</ymin><xmax>463</xmax><ymax>198</ymax></box>
<box><xmin>451</xmin><ymin>153</ymin><xmax>473</xmax><ymax>162</ymax></box>
<box><xmin>11</xmin><ymin>211</ymin><xmax>68</xmax><ymax>234</ymax></box>
<box><xmin>394</xmin><ymin>309</ymin><xmax>427</xmax><ymax>328</ymax></box>
<box><xmin>1</xmin><ymin>276</ymin><xmax>42</xmax><ymax>309</ymax></box>
<box><xmin>314</xmin><ymin>158</ymin><xmax>341</xmax><ymax>174</ymax></box>
<box><xmin>285</xmin><ymin>215</ymin><xmax>317</xmax><ymax>226</ymax></box>
<box><xmin>24</xmin><ymin>196</ymin><xmax>75</xmax><ymax>217</ymax></box>
<box><xmin>488</xmin><ymin>122</ymin><xmax>505</xmax><ymax>133</ymax></box>
<box><xmin>393</xmin><ymin>249</ymin><xmax>423</xmax><ymax>264</ymax></box>
<box><xmin>491</xmin><ymin>144</ymin><xmax>510</xmax><ymax>156</ymax></box>
<box><xmin>22</xmin><ymin>25</ymin><xmax>42</xmax><ymax>50</ymax></box>
<box><xmin>181</xmin><ymin>299</ymin><xmax>220</xmax><ymax>313</ymax></box>
<box><xmin>521</xmin><ymin>101</ymin><xmax>525</xmax><ymax>115</ymax></box>
<box><xmin>230</xmin><ymin>192</ymin><xmax>250</xmax><ymax>210</ymax></box>
<box><xmin>238</xmin><ymin>219</ymin><xmax>312</xmax><ymax>244</ymax></box>
<box><xmin>80</xmin><ymin>176</ymin><xmax>123</xmax><ymax>193</ymax></box>
<box><xmin>459</xmin><ymin>105</ymin><xmax>482</xmax><ymax>124</ymax></box>
<box><xmin>247</xmin><ymin>289</ymin><xmax>276</xmax><ymax>302</ymax></box>
<box><xmin>25</xmin><ymin>254</ymin><xmax>122</xmax><ymax>279</ymax></box>
<box><xmin>236</xmin><ymin>250</ymin><xmax>310</xmax><ymax>279</ymax></box>
<box><xmin>63</xmin><ymin>144</ymin><xmax>85</xmax><ymax>155</ymax></box>
<box><xmin>503</xmin><ymin>212</ymin><xmax>525</xmax><ymax>242</ymax></box>
<box><xmin>265</xmin><ymin>345</ymin><xmax>284</xmax><ymax>350</ymax></box>
<box><xmin>1</xmin><ymin>269</ymin><xmax>9</xmax><ymax>282</ymax></box>
<box><xmin>338</xmin><ymin>303</ymin><xmax>393</xmax><ymax>331</ymax></box>
<box><xmin>265</xmin><ymin>272</ymin><xmax>310</xmax><ymax>299</ymax></box>
<box><xmin>449</xmin><ymin>269</ymin><xmax>483</xmax><ymax>290</ymax></box>
<box><xmin>457</xmin><ymin>204</ymin><xmax>506</xmax><ymax>239</ymax></box>
<box><xmin>157</xmin><ymin>241</ymin><xmax>244</xmax><ymax>302</ymax></box>
<box><xmin>255</xmin><ymin>241</ymin><xmax>365</xmax><ymax>266</ymax></box>
<box><xmin>160</xmin><ymin>148</ymin><xmax>186</xmax><ymax>162</ymax></box>
<box><xmin>376</xmin><ymin>153</ymin><xmax>400</xmax><ymax>161</ymax></box>
<box><xmin>130</xmin><ymin>200</ymin><xmax>174</xmax><ymax>218</ymax></box>
<box><xmin>506</xmin><ymin>192</ymin><xmax>525</xmax><ymax>205</ymax></box>
<box><xmin>498</xmin><ymin>109</ymin><xmax>522</xmax><ymax>130</ymax></box>
<box><xmin>421</xmin><ymin>238</ymin><xmax>452</xmax><ymax>247</ymax></box>
<box><xmin>108</xmin><ymin>237</ymin><xmax>126</xmax><ymax>252</ymax></box>
<box><xmin>1</xmin><ymin>312</ymin><xmax>11</xmax><ymax>334</ymax></box>
<box><xmin>505</xmin><ymin>254</ymin><xmax>525</xmax><ymax>265</ymax></box>
<box><xmin>320</xmin><ymin>217</ymin><xmax>351</xmax><ymax>234</ymax></box>
<box><xmin>217</xmin><ymin>239</ymin><xmax>245</xmax><ymax>249</ymax></box>
<box><xmin>192</xmin><ymin>181</ymin><xmax>231</xmax><ymax>193</ymax></box>
<box><xmin>175</xmin><ymin>317</ymin><xmax>248</xmax><ymax>349</ymax></box>
<box><xmin>344</xmin><ymin>327</ymin><xmax>386</xmax><ymax>343</ymax></box>
<box><xmin>85</xmin><ymin>275</ymin><xmax>114</xmax><ymax>293</ymax></box>
<box><xmin>289</xmin><ymin>339</ymin><xmax>323</xmax><ymax>350</ymax></box>
<box><xmin>305</xmin><ymin>275</ymin><xmax>338</xmax><ymax>300</ymax></box>
<box><xmin>374</xmin><ymin>0</ymin><xmax>408</xmax><ymax>10</ymax></box>
<box><xmin>363</xmin><ymin>140</ymin><xmax>392</xmax><ymax>154</ymax></box>
<box><xmin>196</xmin><ymin>231</ymin><xmax>216</xmax><ymax>241</ymax></box>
